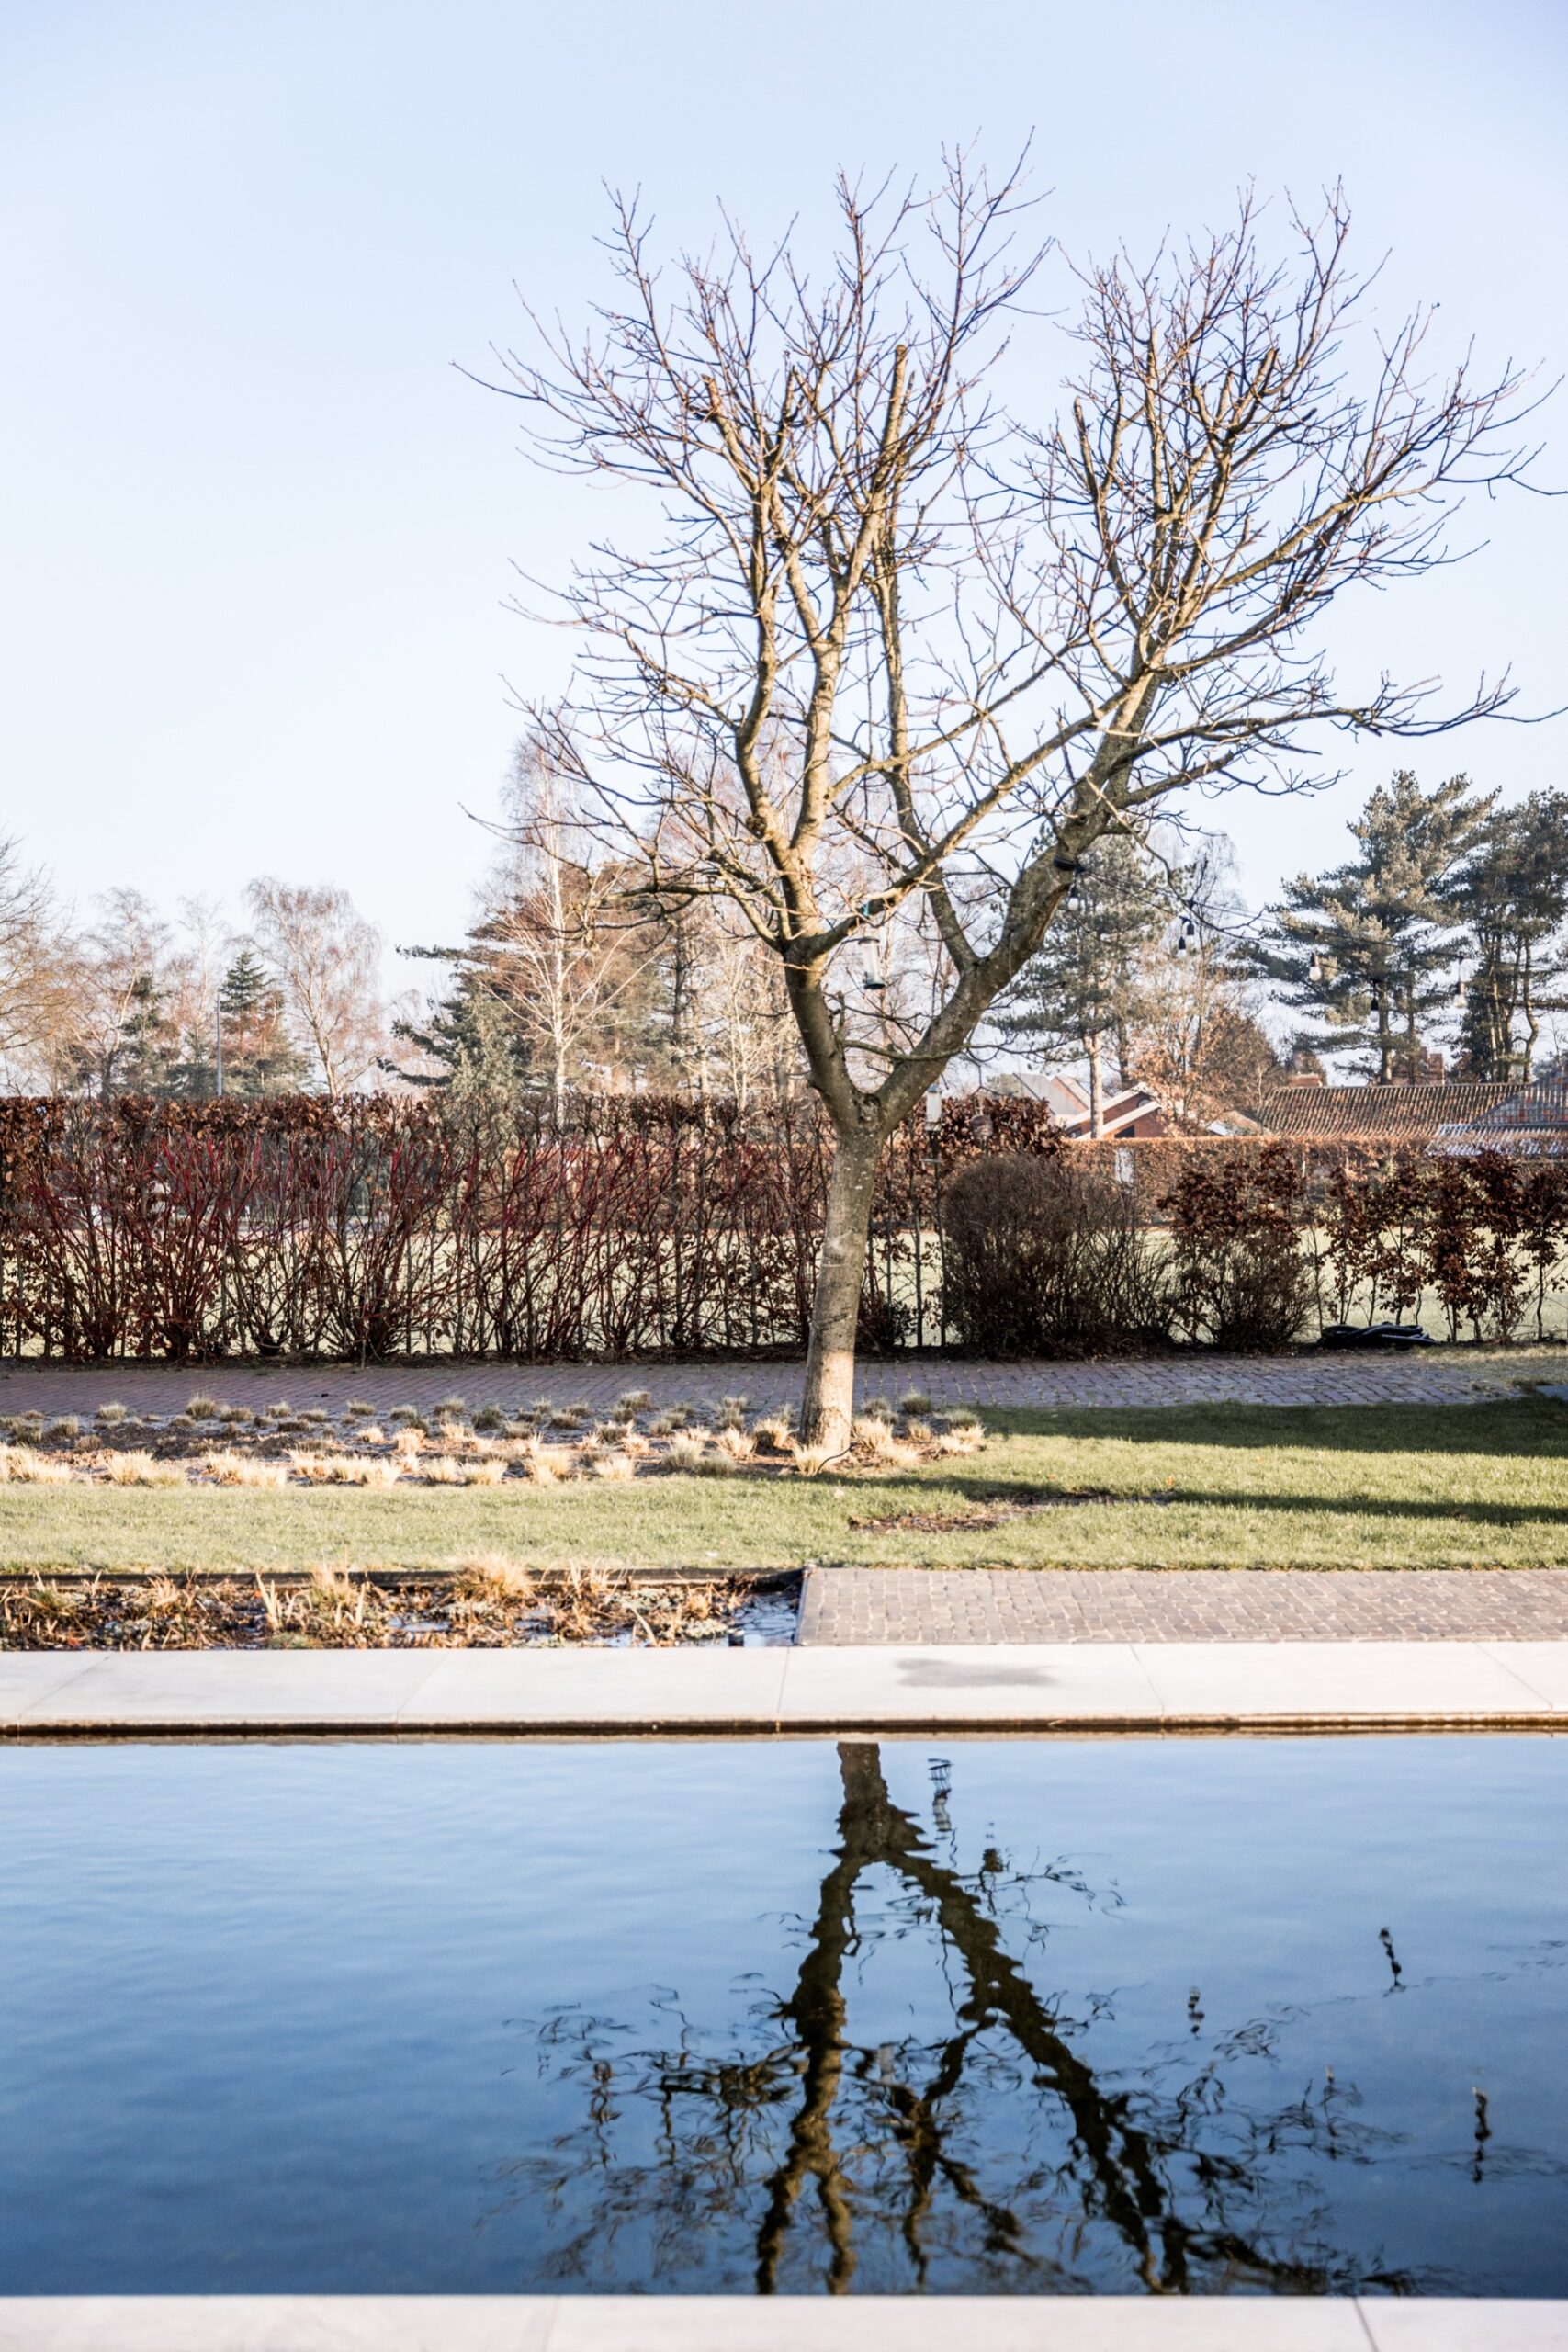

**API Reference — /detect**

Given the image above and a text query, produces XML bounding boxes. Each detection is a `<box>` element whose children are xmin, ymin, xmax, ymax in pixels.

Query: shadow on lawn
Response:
<box><xmin>977</xmin><ymin>1396</ymin><xmax>1568</xmax><ymax>1459</ymax></box>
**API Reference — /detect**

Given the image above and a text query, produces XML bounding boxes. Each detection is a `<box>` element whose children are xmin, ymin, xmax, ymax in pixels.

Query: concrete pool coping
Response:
<box><xmin>4</xmin><ymin>2294</ymin><xmax>1566</xmax><ymax>2348</ymax></box>
<box><xmin>4</xmin><ymin>1640</ymin><xmax>1568</xmax><ymax>1734</ymax></box>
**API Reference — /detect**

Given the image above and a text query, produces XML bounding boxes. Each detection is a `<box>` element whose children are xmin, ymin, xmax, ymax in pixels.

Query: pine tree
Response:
<box><xmin>1446</xmin><ymin>790</ymin><xmax>1568</xmax><ymax>1080</ymax></box>
<box><xmin>1256</xmin><ymin>771</ymin><xmax>1494</xmax><ymax>1080</ymax></box>
<box><xmin>114</xmin><ymin>972</ymin><xmax>181</xmax><ymax>1095</ymax></box>
<box><xmin>397</xmin><ymin>940</ymin><xmax>537</xmax><ymax>1098</ymax></box>
<box><xmin>212</xmin><ymin>947</ymin><xmax>309</xmax><ymax>1096</ymax></box>
<box><xmin>1000</xmin><ymin>832</ymin><xmax>1168</xmax><ymax>1132</ymax></box>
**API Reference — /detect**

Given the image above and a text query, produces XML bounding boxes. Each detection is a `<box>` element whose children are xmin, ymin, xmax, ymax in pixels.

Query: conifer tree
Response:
<box><xmin>1256</xmin><ymin>771</ymin><xmax>1493</xmax><ymax>1080</ymax></box>
<box><xmin>999</xmin><ymin>831</ymin><xmax>1167</xmax><ymax>1131</ymax></box>
<box><xmin>212</xmin><ymin>947</ymin><xmax>309</xmax><ymax>1096</ymax></box>
<box><xmin>1446</xmin><ymin>790</ymin><xmax>1568</xmax><ymax>1080</ymax></box>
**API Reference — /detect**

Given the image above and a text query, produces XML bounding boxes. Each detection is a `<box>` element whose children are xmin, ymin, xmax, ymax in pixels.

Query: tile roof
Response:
<box><xmin>1258</xmin><ymin>1082</ymin><xmax>1521</xmax><ymax>1138</ymax></box>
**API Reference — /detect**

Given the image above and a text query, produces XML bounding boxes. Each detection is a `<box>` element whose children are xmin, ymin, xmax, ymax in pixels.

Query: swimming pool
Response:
<box><xmin>3</xmin><ymin>1735</ymin><xmax>1564</xmax><ymax>2296</ymax></box>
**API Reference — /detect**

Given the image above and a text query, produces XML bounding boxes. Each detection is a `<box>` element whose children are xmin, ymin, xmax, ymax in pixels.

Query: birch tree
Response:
<box><xmin>246</xmin><ymin>879</ymin><xmax>387</xmax><ymax>1098</ymax></box>
<box><xmin>494</xmin><ymin>164</ymin><xmax>1536</xmax><ymax>1443</ymax></box>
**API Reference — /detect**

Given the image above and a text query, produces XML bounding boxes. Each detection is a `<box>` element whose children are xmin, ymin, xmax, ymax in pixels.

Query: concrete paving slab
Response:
<box><xmin>1133</xmin><ymin>1641</ymin><xmax>1552</xmax><ymax>1721</ymax></box>
<box><xmin>547</xmin><ymin>2297</ymin><xmax>1374</xmax><ymax>2349</ymax></box>
<box><xmin>1362</xmin><ymin>2306</ymin><xmax>1568</xmax><ymax>2351</ymax></box>
<box><xmin>775</xmin><ymin>1642</ymin><xmax>1162</xmax><ymax>1724</ymax></box>
<box><xmin>0</xmin><ymin>2299</ymin><xmax>559</xmax><ymax>2350</ymax></box>
<box><xmin>0</xmin><ymin>2298</ymin><xmax>1386</xmax><ymax>2351</ymax></box>
<box><xmin>404</xmin><ymin>1645</ymin><xmax>791</xmax><ymax>1727</ymax></box>
<box><xmin>3</xmin><ymin>1642</ymin><xmax>1565</xmax><ymax>1736</ymax></box>
<box><xmin>9</xmin><ymin>1650</ymin><xmax>444</xmax><ymax>1729</ymax></box>
<box><xmin>1480</xmin><ymin>1643</ymin><xmax>1568</xmax><ymax>1709</ymax></box>
<box><xmin>0</xmin><ymin>1655</ymin><xmax>96</xmax><ymax>1718</ymax></box>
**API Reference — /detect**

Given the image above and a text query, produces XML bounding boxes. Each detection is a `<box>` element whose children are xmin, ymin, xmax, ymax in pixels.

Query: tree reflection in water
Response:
<box><xmin>503</xmin><ymin>1741</ymin><xmax>1438</xmax><ymax>2295</ymax></box>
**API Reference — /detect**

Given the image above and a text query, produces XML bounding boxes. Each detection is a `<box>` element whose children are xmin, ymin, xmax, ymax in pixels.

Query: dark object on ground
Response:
<box><xmin>1318</xmin><ymin>1321</ymin><xmax>1435</xmax><ymax>1350</ymax></box>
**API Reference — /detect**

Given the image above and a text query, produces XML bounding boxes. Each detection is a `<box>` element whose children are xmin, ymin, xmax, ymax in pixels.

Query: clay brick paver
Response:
<box><xmin>798</xmin><ymin>1566</ymin><xmax>1568</xmax><ymax>1645</ymax></box>
<box><xmin>0</xmin><ymin>1351</ymin><xmax>1539</xmax><ymax>1419</ymax></box>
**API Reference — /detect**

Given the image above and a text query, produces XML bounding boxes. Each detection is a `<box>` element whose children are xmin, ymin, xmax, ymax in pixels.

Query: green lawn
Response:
<box><xmin>2</xmin><ymin>1398</ymin><xmax>1566</xmax><ymax>1573</ymax></box>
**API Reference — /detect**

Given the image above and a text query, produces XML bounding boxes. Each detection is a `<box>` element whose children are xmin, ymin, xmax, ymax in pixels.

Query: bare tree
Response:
<box><xmin>246</xmin><ymin>878</ymin><xmax>387</xmax><ymax>1098</ymax></box>
<box><xmin>496</xmin><ymin>164</ymin><xmax>1537</xmax><ymax>1443</ymax></box>
<box><xmin>0</xmin><ymin>838</ymin><xmax>79</xmax><ymax>1088</ymax></box>
<box><xmin>491</xmin><ymin>740</ymin><xmax>657</xmax><ymax>1110</ymax></box>
<box><xmin>63</xmin><ymin>888</ymin><xmax>177</xmax><ymax>1097</ymax></box>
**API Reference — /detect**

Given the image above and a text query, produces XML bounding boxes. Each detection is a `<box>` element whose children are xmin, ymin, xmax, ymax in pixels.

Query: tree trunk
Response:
<box><xmin>799</xmin><ymin>1125</ymin><xmax>883</xmax><ymax>1453</ymax></box>
<box><xmin>1088</xmin><ymin>1039</ymin><xmax>1104</xmax><ymax>1137</ymax></box>
<box><xmin>1520</xmin><ymin>943</ymin><xmax>1537</xmax><ymax>1081</ymax></box>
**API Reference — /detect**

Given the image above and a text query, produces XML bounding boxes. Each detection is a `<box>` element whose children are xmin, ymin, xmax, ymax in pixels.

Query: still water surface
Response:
<box><xmin>3</xmin><ymin>1736</ymin><xmax>1566</xmax><ymax>2296</ymax></box>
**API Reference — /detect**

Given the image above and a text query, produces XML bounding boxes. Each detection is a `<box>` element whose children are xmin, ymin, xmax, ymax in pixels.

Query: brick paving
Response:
<box><xmin>798</xmin><ymin>1566</ymin><xmax>1568</xmax><ymax>1645</ymax></box>
<box><xmin>0</xmin><ymin>1351</ymin><xmax>1545</xmax><ymax>1419</ymax></box>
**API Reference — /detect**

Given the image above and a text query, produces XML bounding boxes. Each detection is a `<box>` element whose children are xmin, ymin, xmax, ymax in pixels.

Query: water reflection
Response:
<box><xmin>508</xmin><ymin>1741</ymin><xmax>1479</xmax><ymax>2295</ymax></box>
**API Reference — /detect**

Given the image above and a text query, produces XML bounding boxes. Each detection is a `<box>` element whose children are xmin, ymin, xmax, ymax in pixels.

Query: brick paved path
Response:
<box><xmin>0</xmin><ymin>1351</ymin><xmax>1544</xmax><ymax>1418</ymax></box>
<box><xmin>798</xmin><ymin>1566</ymin><xmax>1568</xmax><ymax>1644</ymax></box>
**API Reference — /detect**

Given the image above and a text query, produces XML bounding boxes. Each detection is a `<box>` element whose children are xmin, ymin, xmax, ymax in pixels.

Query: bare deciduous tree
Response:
<box><xmin>0</xmin><ymin>838</ymin><xmax>79</xmax><ymax>1087</ymax></box>
<box><xmin>495</xmin><ymin>164</ymin><xmax>1538</xmax><ymax>1442</ymax></box>
<box><xmin>247</xmin><ymin>878</ymin><xmax>387</xmax><ymax>1098</ymax></box>
<box><xmin>491</xmin><ymin>740</ymin><xmax>657</xmax><ymax>1111</ymax></box>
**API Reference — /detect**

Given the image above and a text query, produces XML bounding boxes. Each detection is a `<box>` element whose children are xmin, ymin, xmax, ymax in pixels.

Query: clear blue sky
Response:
<box><xmin>3</xmin><ymin>0</ymin><xmax>1563</xmax><ymax>965</ymax></box>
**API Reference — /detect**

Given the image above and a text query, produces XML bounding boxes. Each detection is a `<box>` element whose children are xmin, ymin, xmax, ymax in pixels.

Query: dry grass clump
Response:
<box><xmin>344</xmin><ymin>1398</ymin><xmax>377</xmax><ymax>1418</ymax></box>
<box><xmin>217</xmin><ymin>1403</ymin><xmax>254</xmax><ymax>1425</ymax></box>
<box><xmin>934</xmin><ymin>1427</ymin><xmax>985</xmax><ymax>1456</ymax></box>
<box><xmin>750</xmin><ymin>1413</ymin><xmax>793</xmax><ymax>1453</ymax></box>
<box><xmin>96</xmin><ymin>1401</ymin><xmax>129</xmax><ymax>1426</ymax></box>
<box><xmin>788</xmin><ymin>1440</ymin><xmax>838</xmax><ymax>1478</ymax></box>
<box><xmin>898</xmin><ymin>1389</ymin><xmax>934</xmax><ymax>1416</ymax></box>
<box><xmin>615</xmin><ymin>1388</ymin><xmax>651</xmax><ymax>1414</ymax></box>
<box><xmin>201</xmin><ymin>1451</ymin><xmax>289</xmax><ymax>1488</ymax></box>
<box><xmin>852</xmin><ymin>1414</ymin><xmax>899</xmax><ymax>1453</ymax></box>
<box><xmin>713</xmin><ymin>1425</ymin><xmax>755</xmax><ymax>1463</ymax></box>
<box><xmin>288</xmin><ymin>1452</ymin><xmax>400</xmax><ymax>1487</ymax></box>
<box><xmin>186</xmin><ymin>1393</ymin><xmax>222</xmax><ymax>1419</ymax></box>
<box><xmin>903</xmin><ymin>1416</ymin><xmax>933</xmax><ymax>1444</ymax></box>
<box><xmin>258</xmin><ymin>1563</ymin><xmax>376</xmax><ymax>1644</ymax></box>
<box><xmin>664</xmin><ymin>1430</ymin><xmax>708</xmax><ymax>1472</ymax></box>
<box><xmin>471</xmin><ymin>1405</ymin><xmax>507</xmax><ymax>1433</ymax></box>
<box><xmin>452</xmin><ymin>1552</ymin><xmax>536</xmax><ymax>1602</ymax></box>
<box><xmin>522</xmin><ymin>1442</ymin><xmax>572</xmax><ymax>1485</ymax></box>
<box><xmin>101</xmin><ymin>1451</ymin><xmax>188</xmax><ymax>1487</ymax></box>
<box><xmin>47</xmin><ymin>1416</ymin><xmax>81</xmax><ymax>1441</ymax></box>
<box><xmin>592</xmin><ymin>1450</ymin><xmax>637</xmax><ymax>1481</ymax></box>
<box><xmin>942</xmin><ymin>1403</ymin><xmax>983</xmax><ymax>1430</ymax></box>
<box><xmin>388</xmin><ymin>1404</ymin><xmax>425</xmax><ymax>1428</ymax></box>
<box><xmin>419</xmin><ymin>1455</ymin><xmax>505</xmax><ymax>1487</ymax></box>
<box><xmin>0</xmin><ymin>1444</ymin><xmax>73</xmax><ymax>1484</ymax></box>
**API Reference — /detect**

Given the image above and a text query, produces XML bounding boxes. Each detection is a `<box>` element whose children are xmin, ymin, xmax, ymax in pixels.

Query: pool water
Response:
<box><xmin>2</xmin><ymin>1736</ymin><xmax>1565</xmax><ymax>2297</ymax></box>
